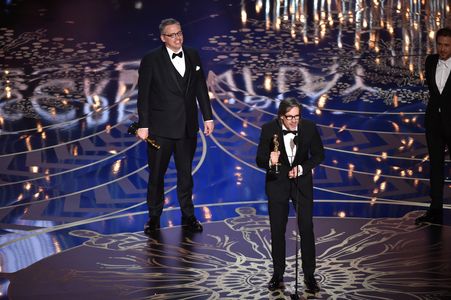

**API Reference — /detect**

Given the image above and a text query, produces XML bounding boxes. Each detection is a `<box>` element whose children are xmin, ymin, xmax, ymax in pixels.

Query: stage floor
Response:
<box><xmin>1</xmin><ymin>0</ymin><xmax>450</xmax><ymax>299</ymax></box>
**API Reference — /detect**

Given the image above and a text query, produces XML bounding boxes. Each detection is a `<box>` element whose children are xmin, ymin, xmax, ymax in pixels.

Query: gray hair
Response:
<box><xmin>159</xmin><ymin>18</ymin><xmax>181</xmax><ymax>34</ymax></box>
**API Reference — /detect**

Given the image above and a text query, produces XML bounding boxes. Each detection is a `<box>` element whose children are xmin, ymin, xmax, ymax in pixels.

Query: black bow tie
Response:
<box><xmin>172</xmin><ymin>52</ymin><xmax>183</xmax><ymax>59</ymax></box>
<box><xmin>283</xmin><ymin>130</ymin><xmax>297</xmax><ymax>135</ymax></box>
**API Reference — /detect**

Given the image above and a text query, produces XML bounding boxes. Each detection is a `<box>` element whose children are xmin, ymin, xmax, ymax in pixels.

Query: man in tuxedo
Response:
<box><xmin>256</xmin><ymin>98</ymin><xmax>324</xmax><ymax>293</ymax></box>
<box><xmin>136</xmin><ymin>18</ymin><xmax>214</xmax><ymax>234</ymax></box>
<box><xmin>416</xmin><ymin>27</ymin><xmax>451</xmax><ymax>225</ymax></box>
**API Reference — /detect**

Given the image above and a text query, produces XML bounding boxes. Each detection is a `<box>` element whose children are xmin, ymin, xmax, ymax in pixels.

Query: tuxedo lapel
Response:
<box><xmin>183</xmin><ymin>48</ymin><xmax>193</xmax><ymax>96</ymax></box>
<box><xmin>275</xmin><ymin>120</ymin><xmax>290</xmax><ymax>166</ymax></box>
<box><xmin>293</xmin><ymin>122</ymin><xmax>303</xmax><ymax>162</ymax></box>
<box><xmin>160</xmin><ymin>46</ymin><xmax>184</xmax><ymax>94</ymax></box>
<box><xmin>429</xmin><ymin>56</ymin><xmax>441</xmax><ymax>95</ymax></box>
<box><xmin>442</xmin><ymin>66</ymin><xmax>451</xmax><ymax>95</ymax></box>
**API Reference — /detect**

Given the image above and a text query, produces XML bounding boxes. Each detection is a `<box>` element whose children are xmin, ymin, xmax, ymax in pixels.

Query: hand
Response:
<box><xmin>270</xmin><ymin>151</ymin><xmax>280</xmax><ymax>166</ymax></box>
<box><xmin>288</xmin><ymin>166</ymin><xmax>298</xmax><ymax>179</ymax></box>
<box><xmin>204</xmin><ymin>121</ymin><xmax>214</xmax><ymax>136</ymax></box>
<box><xmin>137</xmin><ymin>128</ymin><xmax>149</xmax><ymax>140</ymax></box>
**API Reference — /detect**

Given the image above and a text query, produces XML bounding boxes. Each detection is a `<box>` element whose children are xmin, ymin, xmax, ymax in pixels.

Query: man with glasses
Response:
<box><xmin>136</xmin><ymin>18</ymin><xmax>214</xmax><ymax>234</ymax></box>
<box><xmin>256</xmin><ymin>98</ymin><xmax>324</xmax><ymax>293</ymax></box>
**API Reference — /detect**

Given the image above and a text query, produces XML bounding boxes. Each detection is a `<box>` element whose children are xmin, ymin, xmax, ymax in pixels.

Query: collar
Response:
<box><xmin>166</xmin><ymin>47</ymin><xmax>183</xmax><ymax>58</ymax></box>
<box><xmin>281</xmin><ymin>125</ymin><xmax>297</xmax><ymax>134</ymax></box>
<box><xmin>438</xmin><ymin>56</ymin><xmax>451</xmax><ymax>68</ymax></box>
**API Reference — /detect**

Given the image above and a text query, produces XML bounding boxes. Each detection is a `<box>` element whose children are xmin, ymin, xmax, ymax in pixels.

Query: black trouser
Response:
<box><xmin>268</xmin><ymin>179</ymin><xmax>316</xmax><ymax>279</ymax></box>
<box><xmin>146</xmin><ymin>135</ymin><xmax>197</xmax><ymax>219</ymax></box>
<box><xmin>426</xmin><ymin>125</ymin><xmax>451</xmax><ymax>212</ymax></box>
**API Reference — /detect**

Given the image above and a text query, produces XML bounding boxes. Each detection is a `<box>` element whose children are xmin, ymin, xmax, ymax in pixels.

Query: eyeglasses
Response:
<box><xmin>162</xmin><ymin>31</ymin><xmax>183</xmax><ymax>39</ymax></box>
<box><xmin>284</xmin><ymin>115</ymin><xmax>300</xmax><ymax>121</ymax></box>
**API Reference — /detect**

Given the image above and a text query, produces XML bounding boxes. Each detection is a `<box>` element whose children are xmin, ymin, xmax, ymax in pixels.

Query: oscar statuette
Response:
<box><xmin>269</xmin><ymin>134</ymin><xmax>281</xmax><ymax>175</ymax></box>
<box><xmin>128</xmin><ymin>122</ymin><xmax>160</xmax><ymax>150</ymax></box>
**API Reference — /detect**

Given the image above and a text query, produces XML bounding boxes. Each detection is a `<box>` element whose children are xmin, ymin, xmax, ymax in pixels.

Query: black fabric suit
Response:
<box><xmin>137</xmin><ymin>45</ymin><xmax>212</xmax><ymax>219</ymax></box>
<box><xmin>424</xmin><ymin>54</ymin><xmax>451</xmax><ymax>211</ymax></box>
<box><xmin>256</xmin><ymin>118</ymin><xmax>324</xmax><ymax>278</ymax></box>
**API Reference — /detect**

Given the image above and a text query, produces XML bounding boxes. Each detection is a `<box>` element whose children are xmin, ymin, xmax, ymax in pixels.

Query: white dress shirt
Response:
<box><xmin>436</xmin><ymin>57</ymin><xmax>451</xmax><ymax>94</ymax></box>
<box><xmin>282</xmin><ymin>125</ymin><xmax>303</xmax><ymax>176</ymax></box>
<box><xmin>166</xmin><ymin>47</ymin><xmax>185</xmax><ymax>77</ymax></box>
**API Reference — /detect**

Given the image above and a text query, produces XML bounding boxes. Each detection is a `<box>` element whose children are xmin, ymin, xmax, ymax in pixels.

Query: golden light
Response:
<box><xmin>373</xmin><ymin>169</ymin><xmax>382</xmax><ymax>182</ymax></box>
<box><xmin>318</xmin><ymin>94</ymin><xmax>327</xmax><ymax>108</ymax></box>
<box><xmin>30</xmin><ymin>166</ymin><xmax>39</xmax><ymax>174</ymax></box>
<box><xmin>203</xmin><ymin>206</ymin><xmax>212</xmax><ymax>220</ymax></box>
<box><xmin>255</xmin><ymin>0</ymin><xmax>262</xmax><ymax>13</ymax></box>
<box><xmin>5</xmin><ymin>86</ymin><xmax>11</xmax><ymax>98</ymax></box>
<box><xmin>53</xmin><ymin>238</ymin><xmax>62</xmax><ymax>253</ymax></box>
<box><xmin>370</xmin><ymin>197</ymin><xmax>377</xmax><ymax>205</ymax></box>
<box><xmin>338</xmin><ymin>211</ymin><xmax>346</xmax><ymax>218</ymax></box>
<box><xmin>241</xmin><ymin>8</ymin><xmax>247</xmax><ymax>24</ymax></box>
<box><xmin>72</xmin><ymin>145</ymin><xmax>78</xmax><ymax>156</ymax></box>
<box><xmin>393</xmin><ymin>94</ymin><xmax>398</xmax><ymax>107</ymax></box>
<box><xmin>25</xmin><ymin>136</ymin><xmax>32</xmax><ymax>151</ymax></box>
<box><xmin>348</xmin><ymin>163</ymin><xmax>355</xmax><ymax>178</ymax></box>
<box><xmin>264</xmin><ymin>74</ymin><xmax>272</xmax><ymax>92</ymax></box>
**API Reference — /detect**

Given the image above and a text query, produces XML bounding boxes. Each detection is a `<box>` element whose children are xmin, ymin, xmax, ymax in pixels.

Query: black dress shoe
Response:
<box><xmin>267</xmin><ymin>276</ymin><xmax>284</xmax><ymax>291</ymax></box>
<box><xmin>415</xmin><ymin>210</ymin><xmax>443</xmax><ymax>225</ymax></box>
<box><xmin>304</xmin><ymin>275</ymin><xmax>320</xmax><ymax>293</ymax></box>
<box><xmin>144</xmin><ymin>218</ymin><xmax>160</xmax><ymax>235</ymax></box>
<box><xmin>182</xmin><ymin>216</ymin><xmax>203</xmax><ymax>232</ymax></box>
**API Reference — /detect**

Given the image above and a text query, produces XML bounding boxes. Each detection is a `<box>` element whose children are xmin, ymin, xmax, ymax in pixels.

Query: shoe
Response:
<box><xmin>144</xmin><ymin>217</ymin><xmax>160</xmax><ymax>235</ymax></box>
<box><xmin>304</xmin><ymin>275</ymin><xmax>320</xmax><ymax>293</ymax></box>
<box><xmin>182</xmin><ymin>216</ymin><xmax>203</xmax><ymax>232</ymax></box>
<box><xmin>415</xmin><ymin>210</ymin><xmax>443</xmax><ymax>225</ymax></box>
<box><xmin>267</xmin><ymin>275</ymin><xmax>284</xmax><ymax>291</ymax></box>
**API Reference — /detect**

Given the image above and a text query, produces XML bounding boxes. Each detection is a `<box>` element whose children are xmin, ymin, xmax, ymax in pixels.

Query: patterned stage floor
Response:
<box><xmin>0</xmin><ymin>0</ymin><xmax>450</xmax><ymax>299</ymax></box>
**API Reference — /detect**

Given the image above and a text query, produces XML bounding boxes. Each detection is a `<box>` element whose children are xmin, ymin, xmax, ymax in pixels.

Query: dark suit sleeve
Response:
<box><xmin>424</xmin><ymin>55</ymin><xmax>432</xmax><ymax>89</ymax></box>
<box><xmin>300</xmin><ymin>123</ymin><xmax>324</xmax><ymax>174</ymax></box>
<box><xmin>192</xmin><ymin>50</ymin><xmax>213</xmax><ymax>121</ymax></box>
<box><xmin>256</xmin><ymin>123</ymin><xmax>271</xmax><ymax>170</ymax></box>
<box><xmin>137</xmin><ymin>55</ymin><xmax>153</xmax><ymax>128</ymax></box>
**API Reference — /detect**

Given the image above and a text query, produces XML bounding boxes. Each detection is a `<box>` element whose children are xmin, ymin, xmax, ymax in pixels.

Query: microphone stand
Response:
<box><xmin>290</xmin><ymin>136</ymin><xmax>301</xmax><ymax>300</ymax></box>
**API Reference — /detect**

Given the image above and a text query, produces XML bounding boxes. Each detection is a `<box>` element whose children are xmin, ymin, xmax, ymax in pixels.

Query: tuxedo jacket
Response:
<box><xmin>137</xmin><ymin>45</ymin><xmax>213</xmax><ymax>139</ymax></box>
<box><xmin>256</xmin><ymin>118</ymin><xmax>324</xmax><ymax>199</ymax></box>
<box><xmin>424</xmin><ymin>54</ymin><xmax>451</xmax><ymax>136</ymax></box>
